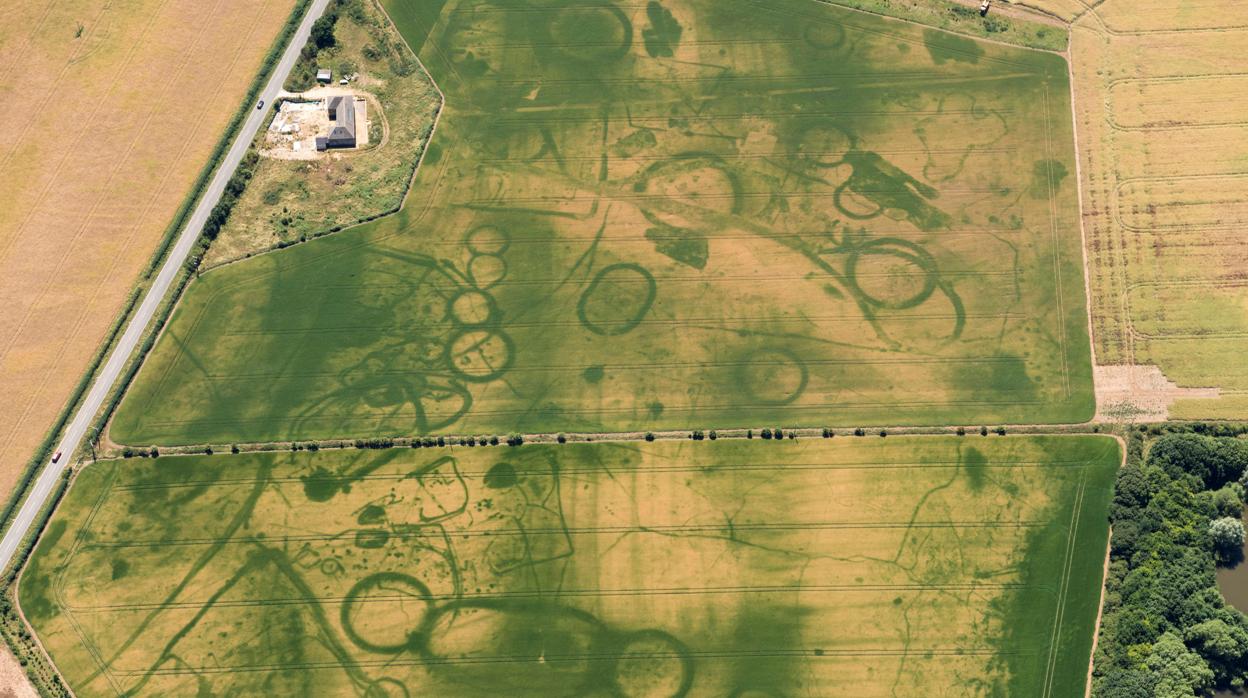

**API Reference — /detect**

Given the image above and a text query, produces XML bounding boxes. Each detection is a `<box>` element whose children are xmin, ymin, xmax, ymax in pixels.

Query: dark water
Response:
<box><xmin>1219</xmin><ymin>553</ymin><xmax>1248</xmax><ymax>617</ymax></box>
<box><xmin>1215</xmin><ymin>515</ymin><xmax>1248</xmax><ymax>698</ymax></box>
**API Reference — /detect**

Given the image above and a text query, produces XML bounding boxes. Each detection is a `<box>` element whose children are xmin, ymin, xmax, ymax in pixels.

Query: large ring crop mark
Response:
<box><xmin>464</xmin><ymin>224</ymin><xmax>510</xmax><ymax>256</ymax></box>
<box><xmin>547</xmin><ymin>2</ymin><xmax>634</xmax><ymax>63</ymax></box>
<box><xmin>416</xmin><ymin>599</ymin><xmax>613</xmax><ymax>694</ymax></box>
<box><xmin>445</xmin><ymin>328</ymin><xmax>516</xmax><ymax>382</ymax></box>
<box><xmin>468</xmin><ymin>254</ymin><xmax>507</xmax><ymax>290</ymax></box>
<box><xmin>634</xmin><ymin>153</ymin><xmax>745</xmax><ymax>218</ymax></box>
<box><xmin>845</xmin><ymin>238</ymin><xmax>940</xmax><ymax>310</ymax></box>
<box><xmin>739</xmin><ymin>348</ymin><xmax>809</xmax><ymax>407</ymax></box>
<box><xmin>608</xmin><ymin>629</ymin><xmax>695</xmax><ymax>698</ymax></box>
<box><xmin>447</xmin><ymin>289</ymin><xmax>499</xmax><ymax>328</ymax></box>
<box><xmin>341</xmin><ymin>573</ymin><xmax>434</xmax><ymax>655</ymax></box>
<box><xmin>577</xmin><ymin>263</ymin><xmax>657</xmax><ymax>336</ymax></box>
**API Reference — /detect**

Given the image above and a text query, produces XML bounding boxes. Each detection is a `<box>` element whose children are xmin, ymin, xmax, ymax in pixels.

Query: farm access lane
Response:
<box><xmin>0</xmin><ymin>0</ymin><xmax>334</xmax><ymax>575</ymax></box>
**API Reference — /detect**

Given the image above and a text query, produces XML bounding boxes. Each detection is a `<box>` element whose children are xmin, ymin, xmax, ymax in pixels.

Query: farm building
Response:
<box><xmin>315</xmin><ymin>95</ymin><xmax>357</xmax><ymax>151</ymax></box>
<box><xmin>316</xmin><ymin>68</ymin><xmax>331</xmax><ymax>83</ymax></box>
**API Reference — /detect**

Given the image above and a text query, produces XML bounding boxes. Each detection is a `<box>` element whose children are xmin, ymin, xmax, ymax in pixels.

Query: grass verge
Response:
<box><xmin>819</xmin><ymin>0</ymin><xmax>1068</xmax><ymax>51</ymax></box>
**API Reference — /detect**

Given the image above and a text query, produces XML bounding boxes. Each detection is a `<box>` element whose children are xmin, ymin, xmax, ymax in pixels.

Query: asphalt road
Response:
<box><xmin>0</xmin><ymin>0</ymin><xmax>333</xmax><ymax>573</ymax></box>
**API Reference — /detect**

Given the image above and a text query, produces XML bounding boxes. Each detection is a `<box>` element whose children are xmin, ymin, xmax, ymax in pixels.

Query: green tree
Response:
<box><xmin>1094</xmin><ymin>669</ymin><xmax>1155</xmax><ymax>698</ymax></box>
<box><xmin>1210</xmin><ymin>516</ymin><xmax>1245</xmax><ymax>553</ymax></box>
<box><xmin>1185</xmin><ymin>618</ymin><xmax>1248</xmax><ymax>682</ymax></box>
<box><xmin>1146</xmin><ymin>632</ymin><xmax>1213</xmax><ymax>697</ymax></box>
<box><xmin>1211</xmin><ymin>482</ymin><xmax>1245</xmax><ymax>518</ymax></box>
<box><xmin>1150</xmin><ymin>433</ymin><xmax>1248</xmax><ymax>489</ymax></box>
<box><xmin>311</xmin><ymin>13</ymin><xmax>338</xmax><ymax>50</ymax></box>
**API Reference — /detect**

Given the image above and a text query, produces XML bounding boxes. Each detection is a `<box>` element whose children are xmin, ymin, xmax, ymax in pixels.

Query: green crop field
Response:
<box><xmin>22</xmin><ymin>435</ymin><xmax>1117</xmax><ymax>696</ymax></box>
<box><xmin>109</xmin><ymin>0</ymin><xmax>1091</xmax><ymax>444</ymax></box>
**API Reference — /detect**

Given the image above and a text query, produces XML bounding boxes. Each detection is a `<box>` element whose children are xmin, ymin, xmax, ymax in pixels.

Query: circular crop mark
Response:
<box><xmin>548</xmin><ymin>3</ymin><xmax>633</xmax><ymax>63</ymax></box>
<box><xmin>341</xmin><ymin>573</ymin><xmax>434</xmax><ymax>654</ymax></box>
<box><xmin>845</xmin><ymin>239</ymin><xmax>939</xmax><ymax>310</ymax></box>
<box><xmin>577</xmin><ymin>263</ymin><xmax>657</xmax><ymax>336</ymax></box>
<box><xmin>364</xmin><ymin>678</ymin><xmax>410</xmax><ymax>698</ymax></box>
<box><xmin>635</xmin><ymin>154</ymin><xmax>743</xmax><ymax>227</ymax></box>
<box><xmin>448</xmin><ymin>289</ymin><xmax>497</xmax><ymax>327</ymax></box>
<box><xmin>793</xmin><ymin>123</ymin><xmax>853</xmax><ymax>168</ymax></box>
<box><xmin>469</xmin><ymin>253</ymin><xmax>507</xmax><ymax>289</ymax></box>
<box><xmin>412</xmin><ymin>379</ymin><xmax>475</xmax><ymax>433</ymax></box>
<box><xmin>446</xmin><ymin>329</ymin><xmax>515</xmax><ymax>382</ymax></box>
<box><xmin>465</xmin><ymin>225</ymin><xmax>510</xmax><ymax>256</ymax></box>
<box><xmin>833</xmin><ymin>182</ymin><xmax>883</xmax><ymax>220</ymax></box>
<box><xmin>418</xmin><ymin>601</ymin><xmax>609</xmax><ymax>694</ymax></box>
<box><xmin>609</xmin><ymin>630</ymin><xmax>695</xmax><ymax>698</ymax></box>
<box><xmin>804</xmin><ymin>21</ymin><xmax>847</xmax><ymax>50</ymax></box>
<box><xmin>739</xmin><ymin>348</ymin><xmax>809</xmax><ymax>406</ymax></box>
<box><xmin>360</xmin><ymin>379</ymin><xmax>406</xmax><ymax>409</ymax></box>
<box><xmin>320</xmin><ymin>558</ymin><xmax>346</xmax><ymax>577</ymax></box>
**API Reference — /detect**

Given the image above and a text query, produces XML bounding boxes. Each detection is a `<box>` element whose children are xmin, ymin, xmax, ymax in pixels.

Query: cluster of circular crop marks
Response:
<box><xmin>292</xmin><ymin>225</ymin><xmax>516</xmax><ymax>436</ymax></box>
<box><xmin>446</xmin><ymin>225</ymin><xmax>515</xmax><ymax>384</ymax></box>
<box><xmin>341</xmin><ymin>572</ymin><xmax>694</xmax><ymax>697</ymax></box>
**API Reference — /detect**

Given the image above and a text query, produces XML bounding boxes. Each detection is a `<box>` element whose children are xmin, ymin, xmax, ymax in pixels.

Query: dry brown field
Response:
<box><xmin>1051</xmin><ymin>0</ymin><xmax>1248</xmax><ymax>419</ymax></box>
<box><xmin>0</xmin><ymin>0</ymin><xmax>297</xmax><ymax>501</ymax></box>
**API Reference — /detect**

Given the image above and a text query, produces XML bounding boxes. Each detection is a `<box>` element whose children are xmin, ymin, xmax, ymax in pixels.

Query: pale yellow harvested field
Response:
<box><xmin>1067</xmin><ymin>0</ymin><xmax>1248</xmax><ymax>418</ymax></box>
<box><xmin>0</xmin><ymin>0</ymin><xmax>296</xmax><ymax>500</ymax></box>
<box><xmin>1093</xmin><ymin>0</ymin><xmax>1246</xmax><ymax>31</ymax></box>
<box><xmin>1117</xmin><ymin>176</ymin><xmax>1248</xmax><ymax>230</ymax></box>
<box><xmin>1127</xmin><ymin>283</ymin><xmax>1248</xmax><ymax>337</ymax></box>
<box><xmin>1109</xmin><ymin>75</ymin><xmax>1248</xmax><ymax>129</ymax></box>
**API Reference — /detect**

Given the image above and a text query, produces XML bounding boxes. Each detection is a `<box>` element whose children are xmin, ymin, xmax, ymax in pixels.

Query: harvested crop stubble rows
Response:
<box><xmin>1067</xmin><ymin>0</ymin><xmax>1248</xmax><ymax>417</ymax></box>
<box><xmin>21</xmin><ymin>436</ymin><xmax>1119</xmax><ymax>696</ymax></box>
<box><xmin>107</xmin><ymin>0</ymin><xmax>1093</xmax><ymax>445</ymax></box>
<box><xmin>0</xmin><ymin>0</ymin><xmax>297</xmax><ymax>501</ymax></box>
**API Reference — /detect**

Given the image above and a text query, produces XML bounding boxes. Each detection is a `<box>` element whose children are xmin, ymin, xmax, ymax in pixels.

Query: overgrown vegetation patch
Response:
<box><xmin>204</xmin><ymin>0</ymin><xmax>441</xmax><ymax>266</ymax></box>
<box><xmin>1093</xmin><ymin>430</ymin><xmax>1248</xmax><ymax>697</ymax></box>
